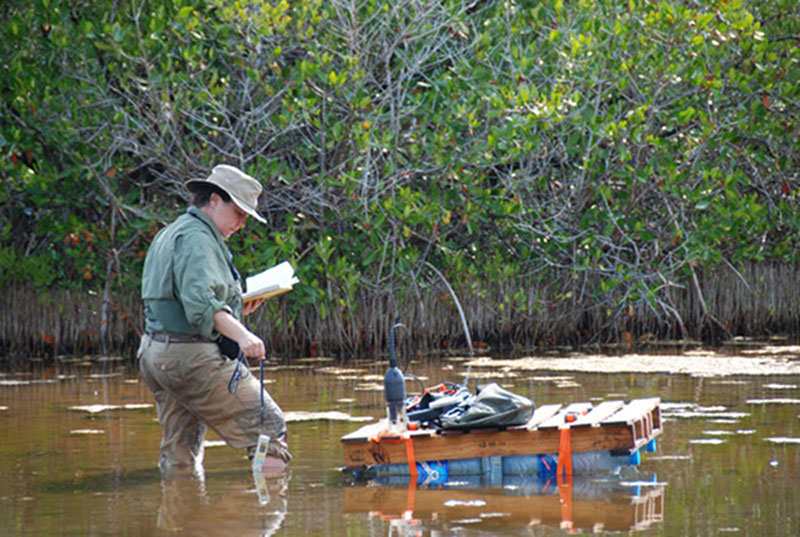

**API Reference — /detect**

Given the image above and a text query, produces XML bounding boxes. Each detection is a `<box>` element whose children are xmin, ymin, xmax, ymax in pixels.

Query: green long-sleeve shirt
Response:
<box><xmin>141</xmin><ymin>206</ymin><xmax>243</xmax><ymax>338</ymax></box>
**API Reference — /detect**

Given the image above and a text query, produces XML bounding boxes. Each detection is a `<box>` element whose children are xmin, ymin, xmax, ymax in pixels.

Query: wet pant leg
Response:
<box><xmin>139</xmin><ymin>336</ymin><xmax>207</xmax><ymax>473</ymax></box>
<box><xmin>138</xmin><ymin>335</ymin><xmax>290</xmax><ymax>469</ymax></box>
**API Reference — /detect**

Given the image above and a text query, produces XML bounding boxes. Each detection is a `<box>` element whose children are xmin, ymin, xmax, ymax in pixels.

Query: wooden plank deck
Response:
<box><xmin>341</xmin><ymin>397</ymin><xmax>662</xmax><ymax>469</ymax></box>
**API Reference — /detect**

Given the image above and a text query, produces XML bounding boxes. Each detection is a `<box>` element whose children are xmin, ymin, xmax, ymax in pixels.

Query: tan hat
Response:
<box><xmin>186</xmin><ymin>165</ymin><xmax>266</xmax><ymax>224</ymax></box>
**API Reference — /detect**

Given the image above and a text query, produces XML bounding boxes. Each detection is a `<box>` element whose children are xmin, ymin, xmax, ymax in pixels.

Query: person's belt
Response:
<box><xmin>147</xmin><ymin>332</ymin><xmax>212</xmax><ymax>343</ymax></box>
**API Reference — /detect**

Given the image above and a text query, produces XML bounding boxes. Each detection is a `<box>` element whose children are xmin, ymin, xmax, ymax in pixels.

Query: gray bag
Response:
<box><xmin>439</xmin><ymin>383</ymin><xmax>534</xmax><ymax>430</ymax></box>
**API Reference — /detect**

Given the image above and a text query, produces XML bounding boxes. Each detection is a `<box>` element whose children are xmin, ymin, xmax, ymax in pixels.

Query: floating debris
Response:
<box><xmin>88</xmin><ymin>373</ymin><xmax>122</xmax><ymax>379</ymax></box>
<box><xmin>452</xmin><ymin>518</ymin><xmax>482</xmax><ymax>524</ymax></box>
<box><xmin>526</xmin><ymin>375</ymin><xmax>577</xmax><ymax>383</ymax></box>
<box><xmin>263</xmin><ymin>365</ymin><xmax>312</xmax><ymax>372</ymax></box>
<box><xmin>461</xmin><ymin>370</ymin><xmax>519</xmax><ymax>379</ymax></box>
<box><xmin>745</xmin><ymin>398</ymin><xmax>800</xmax><ymax>405</ymax></box>
<box><xmin>619</xmin><ymin>481</ymin><xmax>668</xmax><ymax>487</ymax></box>
<box><xmin>683</xmin><ymin>350</ymin><xmax>717</xmax><ymax>357</ymax></box>
<box><xmin>764</xmin><ymin>437</ymin><xmax>800</xmax><ymax>444</ymax></box>
<box><xmin>285</xmin><ymin>411</ymin><xmax>372</xmax><ymax>423</ymax></box>
<box><xmin>661</xmin><ymin>402</ymin><xmax>749</xmax><ymax>420</ymax></box>
<box><xmin>444</xmin><ymin>499</ymin><xmax>487</xmax><ymax>507</ymax></box>
<box><xmin>294</xmin><ymin>357</ymin><xmax>336</xmax><ymax>363</ymax></box>
<box><xmin>740</xmin><ymin>345</ymin><xmax>800</xmax><ymax>356</ymax></box>
<box><xmin>96</xmin><ymin>356</ymin><xmax>125</xmax><ymax>362</ymax></box>
<box><xmin>689</xmin><ymin>438</ymin><xmax>725</xmax><ymax>445</ymax></box>
<box><xmin>554</xmin><ymin>381</ymin><xmax>582</xmax><ymax>388</ymax></box>
<box><xmin>70</xmin><ymin>429</ymin><xmax>105</xmax><ymax>435</ymax></box>
<box><xmin>0</xmin><ymin>380</ymin><xmax>30</xmax><ymax>386</ymax></box>
<box><xmin>353</xmin><ymin>383</ymin><xmax>383</xmax><ymax>392</ymax></box>
<box><xmin>68</xmin><ymin>403</ymin><xmax>153</xmax><ymax>414</ymax></box>
<box><xmin>466</xmin><ymin>353</ymin><xmax>800</xmax><ymax>377</ymax></box>
<box><xmin>359</xmin><ymin>374</ymin><xmax>384</xmax><ymax>382</ymax></box>
<box><xmin>316</xmin><ymin>367</ymin><xmax>366</xmax><ymax>375</ymax></box>
<box><xmin>763</xmin><ymin>383</ymin><xmax>798</xmax><ymax>390</ymax></box>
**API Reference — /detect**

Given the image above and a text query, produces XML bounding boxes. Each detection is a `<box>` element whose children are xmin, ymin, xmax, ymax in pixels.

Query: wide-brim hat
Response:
<box><xmin>186</xmin><ymin>165</ymin><xmax>266</xmax><ymax>224</ymax></box>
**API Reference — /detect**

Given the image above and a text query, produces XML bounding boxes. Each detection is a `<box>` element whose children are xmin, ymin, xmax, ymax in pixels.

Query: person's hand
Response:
<box><xmin>242</xmin><ymin>297</ymin><xmax>265</xmax><ymax>316</ymax></box>
<box><xmin>238</xmin><ymin>330</ymin><xmax>266</xmax><ymax>360</ymax></box>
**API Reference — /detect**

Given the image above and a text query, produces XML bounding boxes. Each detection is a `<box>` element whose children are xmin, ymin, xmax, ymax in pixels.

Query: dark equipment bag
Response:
<box><xmin>405</xmin><ymin>382</ymin><xmax>471</xmax><ymax>427</ymax></box>
<box><xmin>438</xmin><ymin>382</ymin><xmax>535</xmax><ymax>430</ymax></box>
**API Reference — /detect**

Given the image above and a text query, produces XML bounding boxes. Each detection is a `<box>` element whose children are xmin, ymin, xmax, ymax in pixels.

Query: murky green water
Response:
<box><xmin>1</xmin><ymin>349</ymin><xmax>799</xmax><ymax>536</ymax></box>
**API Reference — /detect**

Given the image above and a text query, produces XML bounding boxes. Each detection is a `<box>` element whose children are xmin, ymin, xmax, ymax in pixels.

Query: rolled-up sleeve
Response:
<box><xmin>172</xmin><ymin>230</ymin><xmax>234</xmax><ymax>338</ymax></box>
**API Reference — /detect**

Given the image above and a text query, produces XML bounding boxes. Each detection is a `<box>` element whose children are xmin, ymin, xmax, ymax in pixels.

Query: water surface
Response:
<box><xmin>1</xmin><ymin>348</ymin><xmax>798</xmax><ymax>536</ymax></box>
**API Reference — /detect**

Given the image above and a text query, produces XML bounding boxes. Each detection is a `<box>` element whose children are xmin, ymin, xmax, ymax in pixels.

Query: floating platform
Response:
<box><xmin>341</xmin><ymin>397</ymin><xmax>662</xmax><ymax>478</ymax></box>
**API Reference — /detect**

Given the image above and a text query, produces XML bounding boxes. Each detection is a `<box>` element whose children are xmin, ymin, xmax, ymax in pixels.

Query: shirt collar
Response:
<box><xmin>188</xmin><ymin>205</ymin><xmax>227</xmax><ymax>247</ymax></box>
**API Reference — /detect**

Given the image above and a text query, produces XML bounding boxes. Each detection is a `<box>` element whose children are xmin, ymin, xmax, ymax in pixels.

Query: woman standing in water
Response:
<box><xmin>138</xmin><ymin>164</ymin><xmax>290</xmax><ymax>475</ymax></box>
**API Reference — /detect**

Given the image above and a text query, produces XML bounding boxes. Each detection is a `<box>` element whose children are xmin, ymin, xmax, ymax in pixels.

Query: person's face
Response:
<box><xmin>206</xmin><ymin>193</ymin><xmax>249</xmax><ymax>239</ymax></box>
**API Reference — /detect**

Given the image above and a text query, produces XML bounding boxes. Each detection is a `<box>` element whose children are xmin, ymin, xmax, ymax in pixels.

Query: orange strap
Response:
<box><xmin>558</xmin><ymin>423</ymin><xmax>575</xmax><ymax>533</ymax></box>
<box><xmin>559</xmin><ymin>477</ymin><xmax>575</xmax><ymax>533</ymax></box>
<box><xmin>557</xmin><ymin>425</ymin><xmax>573</xmax><ymax>482</ymax></box>
<box><xmin>404</xmin><ymin>434</ymin><xmax>418</xmax><ymax>481</ymax></box>
<box><xmin>369</xmin><ymin>429</ymin><xmax>418</xmax><ymax>481</ymax></box>
<box><xmin>405</xmin><ymin>470</ymin><xmax>417</xmax><ymax>516</ymax></box>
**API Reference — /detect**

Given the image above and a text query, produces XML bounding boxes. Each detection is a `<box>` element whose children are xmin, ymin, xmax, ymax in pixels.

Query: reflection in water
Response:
<box><xmin>344</xmin><ymin>472</ymin><xmax>665</xmax><ymax>533</ymax></box>
<box><xmin>157</xmin><ymin>469</ymin><xmax>288</xmax><ymax>537</ymax></box>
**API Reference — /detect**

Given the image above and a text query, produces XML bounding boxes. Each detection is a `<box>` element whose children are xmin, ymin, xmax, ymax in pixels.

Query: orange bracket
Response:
<box><xmin>368</xmin><ymin>429</ymin><xmax>418</xmax><ymax>482</ymax></box>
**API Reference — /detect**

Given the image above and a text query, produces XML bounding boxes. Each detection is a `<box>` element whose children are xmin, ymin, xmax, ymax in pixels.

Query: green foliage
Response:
<box><xmin>1</xmin><ymin>0</ymin><xmax>798</xmax><ymax>349</ymax></box>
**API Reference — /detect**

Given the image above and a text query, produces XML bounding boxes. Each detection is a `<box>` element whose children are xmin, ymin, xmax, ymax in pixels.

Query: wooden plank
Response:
<box><xmin>341</xmin><ymin>422</ymin><xmax>635</xmax><ymax>467</ymax></box>
<box><xmin>340</xmin><ymin>421</ymin><xmax>390</xmax><ymax>442</ymax></box>
<box><xmin>571</xmin><ymin>400</ymin><xmax>625</xmax><ymax>427</ymax></box>
<box><xmin>537</xmin><ymin>402</ymin><xmax>594</xmax><ymax>429</ymax></box>
<box><xmin>601</xmin><ymin>398</ymin><xmax>660</xmax><ymax>426</ymax></box>
<box><xmin>522</xmin><ymin>403</ymin><xmax>562</xmax><ymax>430</ymax></box>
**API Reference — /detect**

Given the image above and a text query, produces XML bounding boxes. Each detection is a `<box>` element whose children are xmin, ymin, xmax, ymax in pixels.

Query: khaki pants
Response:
<box><xmin>138</xmin><ymin>334</ymin><xmax>290</xmax><ymax>473</ymax></box>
